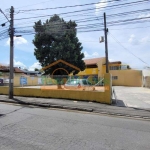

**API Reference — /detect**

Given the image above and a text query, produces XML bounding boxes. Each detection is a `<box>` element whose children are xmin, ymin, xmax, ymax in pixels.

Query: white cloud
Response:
<box><xmin>28</xmin><ymin>62</ymin><xmax>41</xmax><ymax>71</ymax></box>
<box><xmin>14</xmin><ymin>59</ymin><xmax>27</xmax><ymax>69</ymax></box>
<box><xmin>95</xmin><ymin>0</ymin><xmax>108</xmax><ymax>15</ymax></box>
<box><xmin>128</xmin><ymin>34</ymin><xmax>150</xmax><ymax>45</ymax></box>
<box><xmin>140</xmin><ymin>36</ymin><xmax>150</xmax><ymax>44</ymax></box>
<box><xmin>6</xmin><ymin>37</ymin><xmax>28</xmax><ymax>45</ymax></box>
<box><xmin>128</xmin><ymin>34</ymin><xmax>139</xmax><ymax>45</ymax></box>
<box><xmin>109</xmin><ymin>59</ymin><xmax>114</xmax><ymax>62</ymax></box>
<box><xmin>84</xmin><ymin>51</ymin><xmax>100</xmax><ymax>59</ymax></box>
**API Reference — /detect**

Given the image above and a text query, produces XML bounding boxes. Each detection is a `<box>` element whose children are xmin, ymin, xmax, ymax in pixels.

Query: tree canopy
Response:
<box><xmin>33</xmin><ymin>14</ymin><xmax>85</xmax><ymax>75</ymax></box>
<box><xmin>34</xmin><ymin>68</ymin><xmax>39</xmax><ymax>71</ymax></box>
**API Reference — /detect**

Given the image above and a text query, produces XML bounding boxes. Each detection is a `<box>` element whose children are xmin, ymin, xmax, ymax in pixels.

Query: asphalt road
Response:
<box><xmin>113</xmin><ymin>86</ymin><xmax>150</xmax><ymax>109</ymax></box>
<box><xmin>0</xmin><ymin>103</ymin><xmax>150</xmax><ymax>150</ymax></box>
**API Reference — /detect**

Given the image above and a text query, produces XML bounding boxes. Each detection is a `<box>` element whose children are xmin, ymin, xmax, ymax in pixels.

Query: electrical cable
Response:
<box><xmin>109</xmin><ymin>32</ymin><xmax>150</xmax><ymax>67</ymax></box>
<box><xmin>14</xmin><ymin>0</ymin><xmax>150</xmax><ymax>20</ymax></box>
<box><xmin>18</xmin><ymin>0</ymin><xmax>122</xmax><ymax>12</ymax></box>
<box><xmin>15</xmin><ymin>0</ymin><xmax>54</xmax><ymax>9</ymax></box>
<box><xmin>13</xmin><ymin>7</ymin><xmax>150</xmax><ymax>29</ymax></box>
<box><xmin>14</xmin><ymin>14</ymin><xmax>150</xmax><ymax>33</ymax></box>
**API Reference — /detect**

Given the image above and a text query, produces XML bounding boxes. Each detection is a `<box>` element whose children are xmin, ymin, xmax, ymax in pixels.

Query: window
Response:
<box><xmin>121</xmin><ymin>65</ymin><xmax>127</xmax><ymax>70</ymax></box>
<box><xmin>112</xmin><ymin>76</ymin><xmax>118</xmax><ymax>80</ymax></box>
<box><xmin>109</xmin><ymin>66</ymin><xmax>120</xmax><ymax>70</ymax></box>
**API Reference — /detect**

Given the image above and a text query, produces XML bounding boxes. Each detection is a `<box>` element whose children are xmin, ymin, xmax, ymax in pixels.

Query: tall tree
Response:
<box><xmin>34</xmin><ymin>68</ymin><xmax>39</xmax><ymax>71</ymax></box>
<box><xmin>33</xmin><ymin>14</ymin><xmax>85</xmax><ymax>75</ymax></box>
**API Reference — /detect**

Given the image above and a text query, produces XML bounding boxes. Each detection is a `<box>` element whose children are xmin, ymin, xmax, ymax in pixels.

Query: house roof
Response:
<box><xmin>103</xmin><ymin>61</ymin><xmax>122</xmax><ymax>65</ymax></box>
<box><xmin>0</xmin><ymin>65</ymin><xmax>9</xmax><ymax>71</ymax></box>
<box><xmin>23</xmin><ymin>70</ymin><xmax>41</xmax><ymax>74</ymax></box>
<box><xmin>84</xmin><ymin>57</ymin><xmax>105</xmax><ymax>65</ymax></box>
<box><xmin>0</xmin><ymin>65</ymin><xmax>24</xmax><ymax>73</ymax></box>
<box><xmin>14</xmin><ymin>67</ymin><xmax>24</xmax><ymax>73</ymax></box>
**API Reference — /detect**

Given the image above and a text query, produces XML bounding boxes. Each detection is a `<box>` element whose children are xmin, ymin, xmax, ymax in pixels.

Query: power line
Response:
<box><xmin>17</xmin><ymin>7</ymin><xmax>150</xmax><ymax>25</ymax></box>
<box><xmin>13</xmin><ymin>6</ymin><xmax>150</xmax><ymax>28</ymax></box>
<box><xmin>18</xmin><ymin>0</ymin><xmax>121</xmax><ymax>12</ymax></box>
<box><xmin>108</xmin><ymin>19</ymin><xmax>150</xmax><ymax>27</ymax></box>
<box><xmin>110</xmin><ymin>25</ymin><xmax>150</xmax><ymax>30</ymax></box>
<box><xmin>0</xmin><ymin>36</ymin><xmax>8</xmax><ymax>41</ymax></box>
<box><xmin>14</xmin><ymin>14</ymin><xmax>150</xmax><ymax>32</ymax></box>
<box><xmin>14</xmin><ymin>0</ymin><xmax>150</xmax><ymax>20</ymax></box>
<box><xmin>15</xmin><ymin>0</ymin><xmax>54</xmax><ymax>9</ymax></box>
<box><xmin>15</xmin><ymin>27</ymin><xmax>104</xmax><ymax>36</ymax></box>
<box><xmin>0</xmin><ymin>9</ymin><xmax>10</xmax><ymax>22</ymax></box>
<box><xmin>109</xmin><ymin>32</ymin><xmax>150</xmax><ymax>67</ymax></box>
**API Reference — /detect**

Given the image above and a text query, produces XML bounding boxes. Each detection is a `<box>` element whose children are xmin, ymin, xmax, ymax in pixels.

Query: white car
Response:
<box><xmin>64</xmin><ymin>79</ymin><xmax>92</xmax><ymax>90</ymax></box>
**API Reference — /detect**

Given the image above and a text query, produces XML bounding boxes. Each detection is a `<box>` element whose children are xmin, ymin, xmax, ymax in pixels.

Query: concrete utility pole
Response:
<box><xmin>9</xmin><ymin>6</ymin><xmax>14</xmax><ymax>99</ymax></box>
<box><xmin>104</xmin><ymin>12</ymin><xmax>109</xmax><ymax>73</ymax></box>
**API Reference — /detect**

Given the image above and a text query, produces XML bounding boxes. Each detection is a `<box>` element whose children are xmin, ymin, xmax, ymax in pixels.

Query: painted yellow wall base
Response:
<box><xmin>0</xmin><ymin>88</ymin><xmax>111</xmax><ymax>104</ymax></box>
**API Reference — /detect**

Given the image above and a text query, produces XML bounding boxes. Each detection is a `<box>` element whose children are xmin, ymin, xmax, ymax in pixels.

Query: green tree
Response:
<box><xmin>34</xmin><ymin>68</ymin><xmax>39</xmax><ymax>71</ymax></box>
<box><xmin>33</xmin><ymin>14</ymin><xmax>85</xmax><ymax>75</ymax></box>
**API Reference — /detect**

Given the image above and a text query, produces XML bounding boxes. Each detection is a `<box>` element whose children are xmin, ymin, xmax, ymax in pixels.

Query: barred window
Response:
<box><xmin>112</xmin><ymin>76</ymin><xmax>118</xmax><ymax>80</ymax></box>
<box><xmin>109</xmin><ymin>66</ymin><xmax>120</xmax><ymax>70</ymax></box>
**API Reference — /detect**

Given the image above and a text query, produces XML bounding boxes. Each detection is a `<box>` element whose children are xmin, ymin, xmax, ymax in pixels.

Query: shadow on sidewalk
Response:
<box><xmin>12</xmin><ymin>98</ymin><xmax>26</xmax><ymax>104</ymax></box>
<box><xmin>112</xmin><ymin>99</ymin><xmax>126</xmax><ymax>107</ymax></box>
<box><xmin>10</xmin><ymin>98</ymin><xmax>36</xmax><ymax>108</ymax></box>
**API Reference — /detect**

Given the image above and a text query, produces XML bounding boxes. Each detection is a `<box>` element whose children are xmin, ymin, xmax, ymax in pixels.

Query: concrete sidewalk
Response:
<box><xmin>0</xmin><ymin>95</ymin><xmax>150</xmax><ymax>120</ymax></box>
<box><xmin>114</xmin><ymin>86</ymin><xmax>150</xmax><ymax>109</ymax></box>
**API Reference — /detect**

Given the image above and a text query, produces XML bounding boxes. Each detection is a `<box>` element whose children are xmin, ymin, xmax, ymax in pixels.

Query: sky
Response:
<box><xmin>0</xmin><ymin>0</ymin><xmax>150</xmax><ymax>71</ymax></box>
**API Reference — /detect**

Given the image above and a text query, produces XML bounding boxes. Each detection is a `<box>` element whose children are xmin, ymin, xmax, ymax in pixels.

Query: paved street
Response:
<box><xmin>0</xmin><ymin>103</ymin><xmax>150</xmax><ymax>150</ymax></box>
<box><xmin>114</xmin><ymin>86</ymin><xmax>150</xmax><ymax>109</ymax></box>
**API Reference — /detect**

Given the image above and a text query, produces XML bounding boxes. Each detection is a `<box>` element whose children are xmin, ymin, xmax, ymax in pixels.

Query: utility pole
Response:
<box><xmin>9</xmin><ymin>6</ymin><xmax>14</xmax><ymax>99</ymax></box>
<box><xmin>104</xmin><ymin>12</ymin><xmax>109</xmax><ymax>73</ymax></box>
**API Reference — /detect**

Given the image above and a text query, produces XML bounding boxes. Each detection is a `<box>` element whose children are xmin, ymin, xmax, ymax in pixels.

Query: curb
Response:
<box><xmin>0</xmin><ymin>100</ymin><xmax>150</xmax><ymax>121</ymax></box>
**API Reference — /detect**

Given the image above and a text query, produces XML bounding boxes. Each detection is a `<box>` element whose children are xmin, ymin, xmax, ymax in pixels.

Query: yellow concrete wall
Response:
<box><xmin>104</xmin><ymin>73</ymin><xmax>112</xmax><ymax>104</ymax></box>
<box><xmin>110</xmin><ymin>70</ymin><xmax>142</xmax><ymax>87</ymax></box>
<box><xmin>0</xmin><ymin>86</ymin><xmax>8</xmax><ymax>95</ymax></box>
<box><xmin>0</xmin><ymin>73</ymin><xmax>112</xmax><ymax>104</ymax></box>
<box><xmin>77</xmin><ymin>68</ymin><xmax>98</xmax><ymax>76</ymax></box>
<box><xmin>97</xmin><ymin>57</ymin><xmax>106</xmax><ymax>78</ymax></box>
<box><xmin>2</xmin><ymin>76</ymin><xmax>64</xmax><ymax>86</ymax></box>
<box><xmin>77</xmin><ymin>57</ymin><xmax>106</xmax><ymax>78</ymax></box>
<box><xmin>14</xmin><ymin>76</ymin><xmax>39</xmax><ymax>86</ymax></box>
<box><xmin>102</xmin><ymin>63</ymin><xmax>121</xmax><ymax>76</ymax></box>
<box><xmin>14</xmin><ymin>73</ymin><xmax>24</xmax><ymax>76</ymax></box>
<box><xmin>0</xmin><ymin>87</ymin><xmax>111</xmax><ymax>104</ymax></box>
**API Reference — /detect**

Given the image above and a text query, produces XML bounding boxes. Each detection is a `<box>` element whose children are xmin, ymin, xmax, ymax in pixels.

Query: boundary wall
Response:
<box><xmin>0</xmin><ymin>74</ymin><xmax>112</xmax><ymax>104</ymax></box>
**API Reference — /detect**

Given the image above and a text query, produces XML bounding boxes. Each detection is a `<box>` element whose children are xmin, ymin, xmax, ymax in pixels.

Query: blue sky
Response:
<box><xmin>0</xmin><ymin>0</ymin><xmax>150</xmax><ymax>70</ymax></box>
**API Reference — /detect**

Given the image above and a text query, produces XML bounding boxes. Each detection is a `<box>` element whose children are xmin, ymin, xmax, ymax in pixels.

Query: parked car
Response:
<box><xmin>64</xmin><ymin>79</ymin><xmax>93</xmax><ymax>90</ymax></box>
